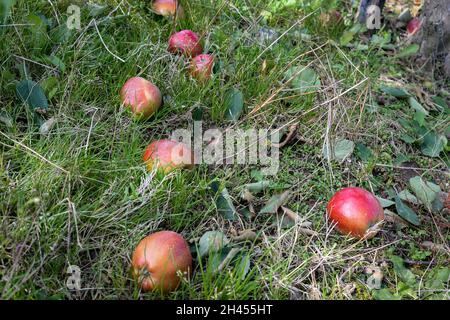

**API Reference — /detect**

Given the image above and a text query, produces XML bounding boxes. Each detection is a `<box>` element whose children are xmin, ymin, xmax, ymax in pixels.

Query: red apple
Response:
<box><xmin>152</xmin><ymin>0</ymin><xmax>184</xmax><ymax>19</ymax></box>
<box><xmin>131</xmin><ymin>231</ymin><xmax>192</xmax><ymax>293</ymax></box>
<box><xmin>189</xmin><ymin>54</ymin><xmax>214</xmax><ymax>82</ymax></box>
<box><xmin>143</xmin><ymin>139</ymin><xmax>194</xmax><ymax>173</ymax></box>
<box><xmin>407</xmin><ymin>18</ymin><xmax>421</xmax><ymax>35</ymax></box>
<box><xmin>326</xmin><ymin>187</ymin><xmax>384</xmax><ymax>239</ymax></box>
<box><xmin>120</xmin><ymin>77</ymin><xmax>162</xmax><ymax>119</ymax></box>
<box><xmin>168</xmin><ymin>30</ymin><xmax>203</xmax><ymax>57</ymax></box>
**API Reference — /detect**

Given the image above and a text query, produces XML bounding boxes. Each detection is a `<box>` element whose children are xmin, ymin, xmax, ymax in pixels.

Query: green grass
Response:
<box><xmin>0</xmin><ymin>0</ymin><xmax>449</xmax><ymax>300</ymax></box>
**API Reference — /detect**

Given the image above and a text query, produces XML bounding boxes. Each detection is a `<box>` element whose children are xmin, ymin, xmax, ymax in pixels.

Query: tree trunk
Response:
<box><xmin>413</xmin><ymin>0</ymin><xmax>450</xmax><ymax>77</ymax></box>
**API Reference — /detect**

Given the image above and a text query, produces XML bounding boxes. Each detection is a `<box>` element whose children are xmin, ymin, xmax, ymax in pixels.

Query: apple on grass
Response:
<box><xmin>152</xmin><ymin>0</ymin><xmax>184</xmax><ymax>19</ymax></box>
<box><xmin>143</xmin><ymin>139</ymin><xmax>194</xmax><ymax>173</ymax></box>
<box><xmin>189</xmin><ymin>54</ymin><xmax>214</xmax><ymax>82</ymax></box>
<box><xmin>327</xmin><ymin>187</ymin><xmax>384</xmax><ymax>239</ymax></box>
<box><xmin>131</xmin><ymin>231</ymin><xmax>192</xmax><ymax>293</ymax></box>
<box><xmin>120</xmin><ymin>77</ymin><xmax>162</xmax><ymax>120</ymax></box>
<box><xmin>168</xmin><ymin>30</ymin><xmax>203</xmax><ymax>57</ymax></box>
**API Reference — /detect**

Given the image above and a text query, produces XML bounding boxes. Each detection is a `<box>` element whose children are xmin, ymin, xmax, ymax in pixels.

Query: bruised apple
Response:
<box><xmin>189</xmin><ymin>54</ymin><xmax>214</xmax><ymax>82</ymax></box>
<box><xmin>327</xmin><ymin>187</ymin><xmax>384</xmax><ymax>239</ymax></box>
<box><xmin>143</xmin><ymin>139</ymin><xmax>194</xmax><ymax>173</ymax></box>
<box><xmin>168</xmin><ymin>30</ymin><xmax>203</xmax><ymax>57</ymax></box>
<box><xmin>120</xmin><ymin>77</ymin><xmax>162</xmax><ymax>119</ymax></box>
<box><xmin>131</xmin><ymin>231</ymin><xmax>192</xmax><ymax>293</ymax></box>
<box><xmin>152</xmin><ymin>0</ymin><xmax>184</xmax><ymax>19</ymax></box>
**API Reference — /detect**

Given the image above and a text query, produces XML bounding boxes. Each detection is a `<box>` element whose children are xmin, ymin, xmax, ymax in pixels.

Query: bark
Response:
<box><xmin>413</xmin><ymin>0</ymin><xmax>450</xmax><ymax>77</ymax></box>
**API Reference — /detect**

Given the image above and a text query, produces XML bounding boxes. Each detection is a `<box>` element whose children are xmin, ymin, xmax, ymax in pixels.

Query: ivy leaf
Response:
<box><xmin>420</xmin><ymin>132</ymin><xmax>447</xmax><ymax>158</ymax></box>
<box><xmin>394</xmin><ymin>196</ymin><xmax>420</xmax><ymax>226</ymax></box>
<box><xmin>284</xmin><ymin>65</ymin><xmax>321</xmax><ymax>93</ymax></box>
<box><xmin>376</xmin><ymin>196</ymin><xmax>395</xmax><ymax>208</ymax></box>
<box><xmin>259</xmin><ymin>190</ymin><xmax>291</xmax><ymax>214</ymax></box>
<box><xmin>398</xmin><ymin>189</ymin><xmax>418</xmax><ymax>204</ymax></box>
<box><xmin>355</xmin><ymin>142</ymin><xmax>373</xmax><ymax>162</ymax></box>
<box><xmin>43</xmin><ymin>55</ymin><xmax>66</xmax><ymax>73</ymax></box>
<box><xmin>333</xmin><ymin>139</ymin><xmax>354</xmax><ymax>163</ymax></box>
<box><xmin>408</xmin><ymin>97</ymin><xmax>429</xmax><ymax>116</ymax></box>
<box><xmin>243</xmin><ymin>180</ymin><xmax>271</xmax><ymax>193</ymax></box>
<box><xmin>192</xmin><ymin>106</ymin><xmax>203</xmax><ymax>121</ymax></box>
<box><xmin>198</xmin><ymin>231</ymin><xmax>229</xmax><ymax>258</ymax></box>
<box><xmin>432</xmin><ymin>96</ymin><xmax>449</xmax><ymax>114</ymax></box>
<box><xmin>16</xmin><ymin>80</ymin><xmax>49</xmax><ymax>112</ymax></box>
<box><xmin>396</xmin><ymin>44</ymin><xmax>419</xmax><ymax>58</ymax></box>
<box><xmin>373</xmin><ymin>288</ymin><xmax>401</xmax><ymax>300</ymax></box>
<box><xmin>236</xmin><ymin>253</ymin><xmax>251</xmax><ymax>280</ymax></box>
<box><xmin>225</xmin><ymin>88</ymin><xmax>244</xmax><ymax>122</ymax></box>
<box><xmin>210</xmin><ymin>181</ymin><xmax>238</xmax><ymax>220</ymax></box>
<box><xmin>380</xmin><ymin>86</ymin><xmax>411</xmax><ymax>98</ymax></box>
<box><xmin>390</xmin><ymin>255</ymin><xmax>416</xmax><ymax>286</ymax></box>
<box><xmin>409</xmin><ymin>176</ymin><xmax>441</xmax><ymax>209</ymax></box>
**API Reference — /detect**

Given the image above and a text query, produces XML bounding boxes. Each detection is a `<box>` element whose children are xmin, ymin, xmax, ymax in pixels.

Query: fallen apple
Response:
<box><xmin>168</xmin><ymin>30</ymin><xmax>203</xmax><ymax>57</ymax></box>
<box><xmin>407</xmin><ymin>18</ymin><xmax>421</xmax><ymax>35</ymax></box>
<box><xmin>189</xmin><ymin>54</ymin><xmax>214</xmax><ymax>82</ymax></box>
<box><xmin>131</xmin><ymin>231</ymin><xmax>192</xmax><ymax>293</ymax></box>
<box><xmin>143</xmin><ymin>139</ymin><xmax>194</xmax><ymax>173</ymax></box>
<box><xmin>326</xmin><ymin>187</ymin><xmax>384</xmax><ymax>239</ymax></box>
<box><xmin>152</xmin><ymin>0</ymin><xmax>184</xmax><ymax>18</ymax></box>
<box><xmin>120</xmin><ymin>77</ymin><xmax>162</xmax><ymax>119</ymax></box>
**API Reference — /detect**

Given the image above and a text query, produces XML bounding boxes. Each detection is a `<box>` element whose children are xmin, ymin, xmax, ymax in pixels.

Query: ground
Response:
<box><xmin>0</xmin><ymin>0</ymin><xmax>449</xmax><ymax>300</ymax></box>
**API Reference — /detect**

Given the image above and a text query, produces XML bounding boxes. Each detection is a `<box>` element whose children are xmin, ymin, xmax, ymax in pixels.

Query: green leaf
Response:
<box><xmin>380</xmin><ymin>86</ymin><xmax>411</xmax><ymax>98</ymax></box>
<box><xmin>400</xmin><ymin>134</ymin><xmax>416</xmax><ymax>144</ymax></box>
<box><xmin>373</xmin><ymin>288</ymin><xmax>401</xmax><ymax>300</ymax></box>
<box><xmin>425</xmin><ymin>267</ymin><xmax>450</xmax><ymax>296</ymax></box>
<box><xmin>210</xmin><ymin>181</ymin><xmax>238</xmax><ymax>220</ymax></box>
<box><xmin>243</xmin><ymin>180</ymin><xmax>271</xmax><ymax>193</ymax></box>
<box><xmin>408</xmin><ymin>97</ymin><xmax>429</xmax><ymax>116</ymax></box>
<box><xmin>376</xmin><ymin>196</ymin><xmax>395</xmax><ymax>208</ymax></box>
<box><xmin>396</xmin><ymin>44</ymin><xmax>419</xmax><ymax>58</ymax></box>
<box><xmin>236</xmin><ymin>253</ymin><xmax>251</xmax><ymax>280</ymax></box>
<box><xmin>413</xmin><ymin>110</ymin><xmax>426</xmax><ymax>127</ymax></box>
<box><xmin>340</xmin><ymin>30</ymin><xmax>355</xmax><ymax>45</ymax></box>
<box><xmin>192</xmin><ymin>106</ymin><xmax>203</xmax><ymax>121</ymax></box>
<box><xmin>43</xmin><ymin>55</ymin><xmax>65</xmax><ymax>73</ymax></box>
<box><xmin>420</xmin><ymin>132</ymin><xmax>447</xmax><ymax>158</ymax></box>
<box><xmin>0</xmin><ymin>0</ymin><xmax>16</xmax><ymax>23</ymax></box>
<box><xmin>225</xmin><ymin>88</ymin><xmax>244</xmax><ymax>122</ymax></box>
<box><xmin>432</xmin><ymin>96</ymin><xmax>449</xmax><ymax>114</ymax></box>
<box><xmin>409</xmin><ymin>176</ymin><xmax>441</xmax><ymax>208</ymax></box>
<box><xmin>198</xmin><ymin>231</ymin><xmax>229</xmax><ymax>258</ymax></box>
<box><xmin>50</xmin><ymin>23</ymin><xmax>73</xmax><ymax>44</ymax></box>
<box><xmin>260</xmin><ymin>190</ymin><xmax>291</xmax><ymax>214</ymax></box>
<box><xmin>27</xmin><ymin>13</ymin><xmax>49</xmax><ymax>51</ymax></box>
<box><xmin>88</xmin><ymin>3</ymin><xmax>108</xmax><ymax>17</ymax></box>
<box><xmin>398</xmin><ymin>189</ymin><xmax>418</xmax><ymax>204</ymax></box>
<box><xmin>284</xmin><ymin>65</ymin><xmax>321</xmax><ymax>93</ymax></box>
<box><xmin>390</xmin><ymin>255</ymin><xmax>416</xmax><ymax>286</ymax></box>
<box><xmin>340</xmin><ymin>24</ymin><xmax>362</xmax><ymax>45</ymax></box>
<box><xmin>393</xmin><ymin>153</ymin><xmax>410</xmax><ymax>166</ymax></box>
<box><xmin>355</xmin><ymin>142</ymin><xmax>374</xmax><ymax>162</ymax></box>
<box><xmin>16</xmin><ymin>80</ymin><xmax>49</xmax><ymax>112</ymax></box>
<box><xmin>394</xmin><ymin>196</ymin><xmax>420</xmax><ymax>226</ymax></box>
<box><xmin>334</xmin><ymin>139</ymin><xmax>355</xmax><ymax>163</ymax></box>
